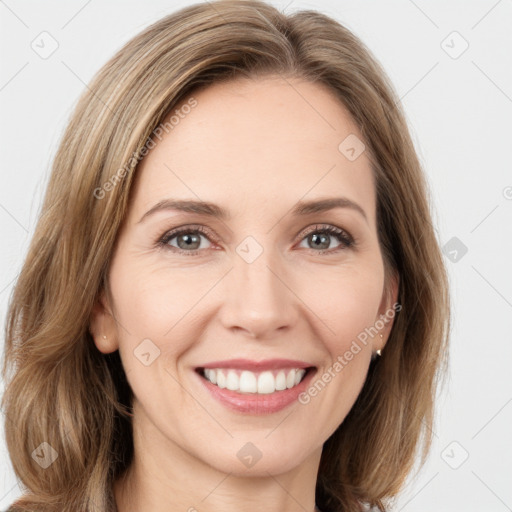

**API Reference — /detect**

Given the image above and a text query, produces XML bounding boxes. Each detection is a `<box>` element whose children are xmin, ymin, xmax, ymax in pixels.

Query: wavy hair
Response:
<box><xmin>1</xmin><ymin>1</ymin><xmax>450</xmax><ymax>510</ymax></box>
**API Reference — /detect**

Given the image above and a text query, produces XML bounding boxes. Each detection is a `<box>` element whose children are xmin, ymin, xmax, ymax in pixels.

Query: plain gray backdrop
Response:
<box><xmin>1</xmin><ymin>1</ymin><xmax>511</xmax><ymax>510</ymax></box>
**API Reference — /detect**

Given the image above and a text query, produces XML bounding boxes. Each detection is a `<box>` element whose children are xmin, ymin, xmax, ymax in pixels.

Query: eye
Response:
<box><xmin>296</xmin><ymin>224</ymin><xmax>355</xmax><ymax>254</ymax></box>
<box><xmin>157</xmin><ymin>225</ymin><xmax>214</xmax><ymax>255</ymax></box>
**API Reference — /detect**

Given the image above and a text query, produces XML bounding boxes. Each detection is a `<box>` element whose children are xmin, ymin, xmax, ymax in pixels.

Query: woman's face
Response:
<box><xmin>92</xmin><ymin>76</ymin><xmax>398</xmax><ymax>477</ymax></box>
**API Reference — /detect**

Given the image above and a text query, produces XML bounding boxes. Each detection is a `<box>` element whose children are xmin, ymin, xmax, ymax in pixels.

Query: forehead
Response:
<box><xmin>131</xmin><ymin>76</ymin><xmax>376</xmax><ymax>225</ymax></box>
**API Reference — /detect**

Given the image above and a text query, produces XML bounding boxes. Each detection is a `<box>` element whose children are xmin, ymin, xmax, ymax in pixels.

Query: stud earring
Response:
<box><xmin>376</xmin><ymin>333</ymin><xmax>383</xmax><ymax>357</ymax></box>
<box><xmin>103</xmin><ymin>335</ymin><xmax>107</xmax><ymax>340</ymax></box>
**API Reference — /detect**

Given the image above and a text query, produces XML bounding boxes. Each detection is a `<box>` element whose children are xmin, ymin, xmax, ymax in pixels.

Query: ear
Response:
<box><xmin>375</xmin><ymin>268</ymin><xmax>400</xmax><ymax>352</ymax></box>
<box><xmin>89</xmin><ymin>290</ymin><xmax>119</xmax><ymax>354</ymax></box>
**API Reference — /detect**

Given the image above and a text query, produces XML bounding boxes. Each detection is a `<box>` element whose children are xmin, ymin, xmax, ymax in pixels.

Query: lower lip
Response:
<box><xmin>196</xmin><ymin>368</ymin><xmax>316</xmax><ymax>415</ymax></box>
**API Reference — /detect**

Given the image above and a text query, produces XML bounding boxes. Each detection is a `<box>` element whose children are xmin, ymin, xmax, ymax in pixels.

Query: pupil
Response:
<box><xmin>311</xmin><ymin>233</ymin><xmax>329</xmax><ymax>250</ymax></box>
<box><xmin>179</xmin><ymin>233</ymin><xmax>199</xmax><ymax>249</ymax></box>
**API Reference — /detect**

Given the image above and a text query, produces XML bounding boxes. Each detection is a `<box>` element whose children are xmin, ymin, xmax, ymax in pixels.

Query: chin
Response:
<box><xmin>197</xmin><ymin>438</ymin><xmax>313</xmax><ymax>477</ymax></box>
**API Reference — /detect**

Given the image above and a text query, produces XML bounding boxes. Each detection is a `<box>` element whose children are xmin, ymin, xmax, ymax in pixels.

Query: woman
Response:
<box><xmin>2</xmin><ymin>1</ymin><xmax>450</xmax><ymax>511</ymax></box>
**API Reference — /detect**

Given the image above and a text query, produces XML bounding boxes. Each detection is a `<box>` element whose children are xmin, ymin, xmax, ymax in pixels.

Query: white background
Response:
<box><xmin>1</xmin><ymin>1</ymin><xmax>511</xmax><ymax>510</ymax></box>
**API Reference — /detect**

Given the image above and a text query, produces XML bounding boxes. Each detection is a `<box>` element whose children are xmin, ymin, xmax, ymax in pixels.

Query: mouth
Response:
<box><xmin>195</xmin><ymin>366</ymin><xmax>316</xmax><ymax>395</ymax></box>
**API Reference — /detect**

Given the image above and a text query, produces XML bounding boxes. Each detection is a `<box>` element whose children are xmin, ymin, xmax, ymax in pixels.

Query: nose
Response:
<box><xmin>218</xmin><ymin>244</ymin><xmax>299</xmax><ymax>339</ymax></box>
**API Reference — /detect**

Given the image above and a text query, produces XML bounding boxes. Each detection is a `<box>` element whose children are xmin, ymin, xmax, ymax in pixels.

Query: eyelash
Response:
<box><xmin>156</xmin><ymin>223</ymin><xmax>356</xmax><ymax>256</ymax></box>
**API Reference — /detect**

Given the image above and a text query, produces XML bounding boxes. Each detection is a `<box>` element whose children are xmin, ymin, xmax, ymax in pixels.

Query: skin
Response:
<box><xmin>90</xmin><ymin>75</ymin><xmax>399</xmax><ymax>512</ymax></box>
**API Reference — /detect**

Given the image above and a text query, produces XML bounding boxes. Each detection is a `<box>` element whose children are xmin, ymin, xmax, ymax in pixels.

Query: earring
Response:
<box><xmin>376</xmin><ymin>333</ymin><xmax>383</xmax><ymax>357</ymax></box>
<box><xmin>103</xmin><ymin>335</ymin><xmax>107</xmax><ymax>340</ymax></box>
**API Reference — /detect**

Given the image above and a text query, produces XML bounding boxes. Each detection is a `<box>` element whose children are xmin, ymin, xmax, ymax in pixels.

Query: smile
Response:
<box><xmin>200</xmin><ymin>367</ymin><xmax>309</xmax><ymax>394</ymax></box>
<box><xmin>194</xmin><ymin>358</ymin><xmax>317</xmax><ymax>414</ymax></box>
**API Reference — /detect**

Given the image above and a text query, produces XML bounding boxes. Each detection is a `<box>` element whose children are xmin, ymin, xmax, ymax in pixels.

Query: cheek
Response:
<box><xmin>110</xmin><ymin>247</ymin><xmax>206</xmax><ymax>325</ymax></box>
<box><xmin>295</xmin><ymin>270</ymin><xmax>383</xmax><ymax>443</ymax></box>
<box><xmin>301</xmin><ymin>266</ymin><xmax>383</xmax><ymax>426</ymax></box>
<box><xmin>108</xmin><ymin>257</ymin><xmax>203</xmax><ymax>372</ymax></box>
<box><xmin>303</xmin><ymin>262</ymin><xmax>384</xmax><ymax>353</ymax></box>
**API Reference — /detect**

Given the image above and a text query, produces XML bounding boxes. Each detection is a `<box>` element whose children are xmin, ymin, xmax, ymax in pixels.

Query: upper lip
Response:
<box><xmin>197</xmin><ymin>358</ymin><xmax>315</xmax><ymax>371</ymax></box>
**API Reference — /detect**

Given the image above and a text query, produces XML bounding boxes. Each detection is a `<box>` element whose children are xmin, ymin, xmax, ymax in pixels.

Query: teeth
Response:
<box><xmin>204</xmin><ymin>368</ymin><xmax>217</xmax><ymax>384</ymax></box>
<box><xmin>202</xmin><ymin>368</ymin><xmax>307</xmax><ymax>394</ymax></box>
<box><xmin>216</xmin><ymin>369</ymin><xmax>226</xmax><ymax>389</ymax></box>
<box><xmin>226</xmin><ymin>370</ymin><xmax>239</xmax><ymax>391</ymax></box>
<box><xmin>286</xmin><ymin>369</ymin><xmax>296</xmax><ymax>389</ymax></box>
<box><xmin>240</xmin><ymin>371</ymin><xmax>257</xmax><ymax>393</ymax></box>
<box><xmin>275</xmin><ymin>370</ymin><xmax>286</xmax><ymax>391</ymax></box>
<box><xmin>257</xmin><ymin>371</ymin><xmax>275</xmax><ymax>394</ymax></box>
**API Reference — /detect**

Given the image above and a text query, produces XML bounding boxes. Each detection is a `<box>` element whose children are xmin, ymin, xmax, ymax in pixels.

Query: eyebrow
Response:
<box><xmin>138</xmin><ymin>197</ymin><xmax>368</xmax><ymax>224</ymax></box>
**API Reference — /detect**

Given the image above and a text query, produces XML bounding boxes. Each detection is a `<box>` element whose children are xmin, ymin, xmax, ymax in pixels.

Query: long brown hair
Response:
<box><xmin>1</xmin><ymin>1</ymin><xmax>450</xmax><ymax>510</ymax></box>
